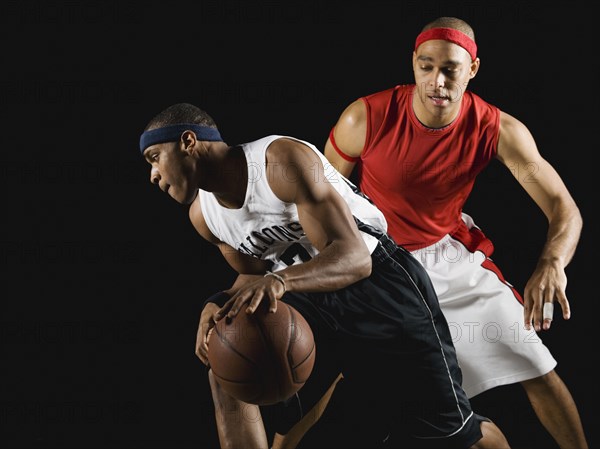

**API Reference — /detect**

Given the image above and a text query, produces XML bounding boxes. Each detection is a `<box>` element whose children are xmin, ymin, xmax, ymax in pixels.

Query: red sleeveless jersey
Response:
<box><xmin>358</xmin><ymin>84</ymin><xmax>500</xmax><ymax>250</ymax></box>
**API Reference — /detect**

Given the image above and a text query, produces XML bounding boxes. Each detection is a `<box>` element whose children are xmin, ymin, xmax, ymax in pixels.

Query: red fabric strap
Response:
<box><xmin>415</xmin><ymin>27</ymin><xmax>477</xmax><ymax>60</ymax></box>
<box><xmin>329</xmin><ymin>127</ymin><xmax>360</xmax><ymax>162</ymax></box>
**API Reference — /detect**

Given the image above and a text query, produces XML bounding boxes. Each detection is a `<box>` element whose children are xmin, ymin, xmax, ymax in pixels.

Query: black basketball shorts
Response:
<box><xmin>275</xmin><ymin>230</ymin><xmax>484</xmax><ymax>448</ymax></box>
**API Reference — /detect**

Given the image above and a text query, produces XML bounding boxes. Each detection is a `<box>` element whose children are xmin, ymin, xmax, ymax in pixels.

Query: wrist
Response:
<box><xmin>537</xmin><ymin>255</ymin><xmax>565</xmax><ymax>269</ymax></box>
<box><xmin>264</xmin><ymin>271</ymin><xmax>287</xmax><ymax>293</ymax></box>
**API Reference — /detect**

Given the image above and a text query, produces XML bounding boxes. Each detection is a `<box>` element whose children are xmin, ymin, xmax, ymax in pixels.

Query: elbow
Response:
<box><xmin>553</xmin><ymin>199</ymin><xmax>583</xmax><ymax>234</ymax></box>
<box><xmin>565</xmin><ymin>202</ymin><xmax>583</xmax><ymax>234</ymax></box>
<box><xmin>574</xmin><ymin>206</ymin><xmax>583</xmax><ymax>231</ymax></box>
<box><xmin>351</xmin><ymin>247</ymin><xmax>372</xmax><ymax>282</ymax></box>
<box><xmin>361</xmin><ymin>255</ymin><xmax>373</xmax><ymax>279</ymax></box>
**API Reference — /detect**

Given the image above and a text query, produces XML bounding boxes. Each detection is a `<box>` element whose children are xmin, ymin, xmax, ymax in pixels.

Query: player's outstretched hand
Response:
<box><xmin>523</xmin><ymin>261</ymin><xmax>571</xmax><ymax>332</ymax></box>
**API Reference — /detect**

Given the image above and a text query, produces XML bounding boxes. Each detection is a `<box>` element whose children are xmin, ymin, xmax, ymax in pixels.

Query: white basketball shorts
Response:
<box><xmin>410</xmin><ymin>213</ymin><xmax>557</xmax><ymax>398</ymax></box>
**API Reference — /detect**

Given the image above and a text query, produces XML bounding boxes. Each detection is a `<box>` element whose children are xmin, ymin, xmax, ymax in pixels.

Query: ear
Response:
<box><xmin>469</xmin><ymin>57</ymin><xmax>480</xmax><ymax>79</ymax></box>
<box><xmin>180</xmin><ymin>130</ymin><xmax>198</xmax><ymax>154</ymax></box>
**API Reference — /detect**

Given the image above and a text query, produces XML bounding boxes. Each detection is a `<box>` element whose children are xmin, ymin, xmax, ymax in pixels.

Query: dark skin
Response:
<box><xmin>145</xmin><ymin>131</ymin><xmax>372</xmax><ymax>353</ymax></box>
<box><xmin>145</xmin><ymin>128</ymin><xmax>512</xmax><ymax>449</ymax></box>
<box><xmin>145</xmin><ymin>132</ymin><xmax>372</xmax><ymax>449</ymax></box>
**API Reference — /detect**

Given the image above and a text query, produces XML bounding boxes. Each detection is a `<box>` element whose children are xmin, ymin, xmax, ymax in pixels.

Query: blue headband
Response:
<box><xmin>139</xmin><ymin>124</ymin><xmax>223</xmax><ymax>154</ymax></box>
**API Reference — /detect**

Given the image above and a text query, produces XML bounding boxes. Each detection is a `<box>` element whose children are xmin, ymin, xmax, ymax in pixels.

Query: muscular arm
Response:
<box><xmin>214</xmin><ymin>136</ymin><xmax>373</xmax><ymax>319</ymax></box>
<box><xmin>496</xmin><ymin>111</ymin><xmax>583</xmax><ymax>330</ymax></box>
<box><xmin>323</xmin><ymin>99</ymin><xmax>367</xmax><ymax>178</ymax></box>
<box><xmin>265</xmin><ymin>137</ymin><xmax>372</xmax><ymax>292</ymax></box>
<box><xmin>188</xmin><ymin>101</ymin><xmax>371</xmax><ymax>295</ymax></box>
<box><xmin>189</xmin><ymin>176</ymin><xmax>346</xmax><ymax>449</ymax></box>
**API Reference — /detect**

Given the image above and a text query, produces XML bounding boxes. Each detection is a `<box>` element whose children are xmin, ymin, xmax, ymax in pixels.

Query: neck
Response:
<box><xmin>413</xmin><ymin>101</ymin><xmax>461</xmax><ymax>129</ymax></box>
<box><xmin>209</xmin><ymin>144</ymin><xmax>248</xmax><ymax>209</ymax></box>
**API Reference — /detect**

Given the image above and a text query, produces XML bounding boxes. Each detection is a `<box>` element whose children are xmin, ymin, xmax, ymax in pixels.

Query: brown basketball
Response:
<box><xmin>207</xmin><ymin>301</ymin><xmax>316</xmax><ymax>406</ymax></box>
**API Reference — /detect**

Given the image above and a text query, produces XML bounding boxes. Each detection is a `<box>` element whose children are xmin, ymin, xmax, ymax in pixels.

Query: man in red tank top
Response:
<box><xmin>324</xmin><ymin>16</ymin><xmax>587</xmax><ymax>449</ymax></box>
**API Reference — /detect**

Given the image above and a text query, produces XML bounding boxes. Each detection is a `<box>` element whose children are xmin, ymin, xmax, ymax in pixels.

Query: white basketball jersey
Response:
<box><xmin>199</xmin><ymin>135</ymin><xmax>387</xmax><ymax>271</ymax></box>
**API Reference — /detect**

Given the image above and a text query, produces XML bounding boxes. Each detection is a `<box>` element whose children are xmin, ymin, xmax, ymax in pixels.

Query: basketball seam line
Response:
<box><xmin>212</xmin><ymin>324</ymin><xmax>261</xmax><ymax>384</ymax></box>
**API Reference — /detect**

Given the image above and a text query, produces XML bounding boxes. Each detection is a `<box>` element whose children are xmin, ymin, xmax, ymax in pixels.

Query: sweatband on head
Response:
<box><xmin>414</xmin><ymin>27</ymin><xmax>477</xmax><ymax>61</ymax></box>
<box><xmin>139</xmin><ymin>123</ymin><xmax>222</xmax><ymax>154</ymax></box>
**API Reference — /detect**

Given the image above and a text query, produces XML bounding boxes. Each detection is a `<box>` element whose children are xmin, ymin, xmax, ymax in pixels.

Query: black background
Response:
<box><xmin>2</xmin><ymin>1</ymin><xmax>597</xmax><ymax>448</ymax></box>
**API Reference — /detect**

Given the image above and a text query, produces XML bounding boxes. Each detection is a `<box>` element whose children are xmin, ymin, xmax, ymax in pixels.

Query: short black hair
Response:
<box><xmin>144</xmin><ymin>103</ymin><xmax>218</xmax><ymax>131</ymax></box>
<box><xmin>422</xmin><ymin>17</ymin><xmax>475</xmax><ymax>42</ymax></box>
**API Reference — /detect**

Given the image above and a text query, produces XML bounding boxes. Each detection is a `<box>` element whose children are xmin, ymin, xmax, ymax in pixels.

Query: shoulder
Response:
<box><xmin>264</xmin><ymin>137</ymin><xmax>327</xmax><ymax>203</ymax></box>
<box><xmin>265</xmin><ymin>137</ymin><xmax>321</xmax><ymax>166</ymax></box>
<box><xmin>499</xmin><ymin>110</ymin><xmax>530</xmax><ymax>138</ymax></box>
<box><xmin>496</xmin><ymin>110</ymin><xmax>539</xmax><ymax>163</ymax></box>
<box><xmin>338</xmin><ymin>85</ymin><xmax>406</xmax><ymax>127</ymax></box>
<box><xmin>188</xmin><ymin>195</ymin><xmax>220</xmax><ymax>244</ymax></box>
<box><xmin>338</xmin><ymin>99</ymin><xmax>367</xmax><ymax>129</ymax></box>
<box><xmin>463</xmin><ymin>91</ymin><xmax>502</xmax><ymax>134</ymax></box>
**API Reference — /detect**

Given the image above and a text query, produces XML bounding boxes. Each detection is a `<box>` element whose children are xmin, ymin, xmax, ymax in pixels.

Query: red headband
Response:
<box><xmin>414</xmin><ymin>27</ymin><xmax>477</xmax><ymax>60</ymax></box>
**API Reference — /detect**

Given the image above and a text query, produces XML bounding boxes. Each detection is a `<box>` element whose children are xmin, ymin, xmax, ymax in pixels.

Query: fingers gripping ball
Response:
<box><xmin>207</xmin><ymin>302</ymin><xmax>316</xmax><ymax>406</ymax></box>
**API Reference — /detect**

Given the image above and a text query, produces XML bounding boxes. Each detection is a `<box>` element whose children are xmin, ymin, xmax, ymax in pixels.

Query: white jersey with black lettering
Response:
<box><xmin>198</xmin><ymin>135</ymin><xmax>387</xmax><ymax>271</ymax></box>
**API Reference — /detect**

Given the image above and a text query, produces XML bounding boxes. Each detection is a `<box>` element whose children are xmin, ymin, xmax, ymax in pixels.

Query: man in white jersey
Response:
<box><xmin>139</xmin><ymin>102</ymin><xmax>510</xmax><ymax>448</ymax></box>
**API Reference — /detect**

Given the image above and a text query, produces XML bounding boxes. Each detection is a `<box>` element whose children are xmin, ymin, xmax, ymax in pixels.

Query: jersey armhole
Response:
<box><xmin>329</xmin><ymin>126</ymin><xmax>360</xmax><ymax>162</ymax></box>
<box><xmin>491</xmin><ymin>106</ymin><xmax>501</xmax><ymax>157</ymax></box>
<box><xmin>195</xmin><ymin>192</ymin><xmax>222</xmax><ymax>245</ymax></box>
<box><xmin>360</xmin><ymin>96</ymin><xmax>373</xmax><ymax>158</ymax></box>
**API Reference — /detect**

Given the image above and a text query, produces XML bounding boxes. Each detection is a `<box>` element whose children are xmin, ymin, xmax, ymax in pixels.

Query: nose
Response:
<box><xmin>433</xmin><ymin>70</ymin><xmax>445</xmax><ymax>88</ymax></box>
<box><xmin>150</xmin><ymin>167</ymin><xmax>160</xmax><ymax>185</ymax></box>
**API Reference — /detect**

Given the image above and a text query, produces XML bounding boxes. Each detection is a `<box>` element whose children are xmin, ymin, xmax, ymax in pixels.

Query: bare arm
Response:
<box><xmin>268</xmin><ymin>138</ymin><xmax>372</xmax><ymax>290</ymax></box>
<box><xmin>323</xmin><ymin>99</ymin><xmax>367</xmax><ymax>178</ymax></box>
<box><xmin>496</xmin><ymin>111</ymin><xmax>583</xmax><ymax>331</ymax></box>
<box><xmin>188</xmin><ymin>198</ymin><xmax>273</xmax><ymax>449</ymax></box>
<box><xmin>189</xmin><ymin>198</ymin><xmax>272</xmax><ymax>362</ymax></box>
<box><xmin>220</xmin><ymin>137</ymin><xmax>373</xmax><ymax>319</ymax></box>
<box><xmin>189</xmin><ymin>157</ymin><xmax>349</xmax><ymax>449</ymax></box>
